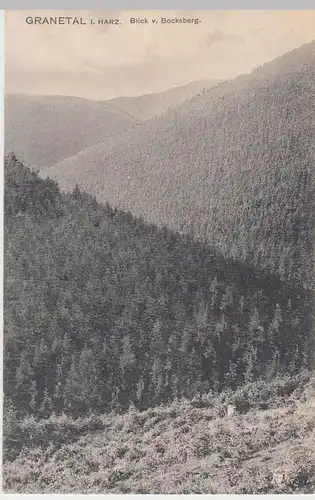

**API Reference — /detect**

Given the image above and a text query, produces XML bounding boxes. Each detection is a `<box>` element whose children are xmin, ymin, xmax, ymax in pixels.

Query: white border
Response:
<box><xmin>0</xmin><ymin>8</ymin><xmax>4</xmax><ymax>493</ymax></box>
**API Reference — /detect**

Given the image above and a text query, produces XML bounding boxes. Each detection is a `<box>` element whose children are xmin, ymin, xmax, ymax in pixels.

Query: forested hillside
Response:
<box><xmin>4</xmin><ymin>154</ymin><xmax>312</xmax><ymax>421</ymax></box>
<box><xmin>43</xmin><ymin>41</ymin><xmax>315</xmax><ymax>287</ymax></box>
<box><xmin>5</xmin><ymin>81</ymin><xmax>217</xmax><ymax>168</ymax></box>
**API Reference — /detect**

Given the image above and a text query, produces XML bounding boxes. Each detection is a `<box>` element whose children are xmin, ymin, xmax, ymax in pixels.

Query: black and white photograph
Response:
<box><xmin>3</xmin><ymin>9</ymin><xmax>315</xmax><ymax>494</ymax></box>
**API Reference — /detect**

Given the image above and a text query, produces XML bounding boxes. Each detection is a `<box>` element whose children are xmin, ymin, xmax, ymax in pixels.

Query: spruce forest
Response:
<box><xmin>4</xmin><ymin>154</ymin><xmax>312</xmax><ymax>420</ymax></box>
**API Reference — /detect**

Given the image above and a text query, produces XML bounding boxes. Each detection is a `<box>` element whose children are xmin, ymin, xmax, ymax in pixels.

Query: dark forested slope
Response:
<box><xmin>44</xmin><ymin>42</ymin><xmax>315</xmax><ymax>286</ymax></box>
<box><xmin>4</xmin><ymin>155</ymin><xmax>312</xmax><ymax>420</ymax></box>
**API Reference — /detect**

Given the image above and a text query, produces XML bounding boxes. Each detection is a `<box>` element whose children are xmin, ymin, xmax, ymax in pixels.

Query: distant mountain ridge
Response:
<box><xmin>5</xmin><ymin>80</ymin><xmax>219</xmax><ymax>168</ymax></box>
<box><xmin>106</xmin><ymin>79</ymin><xmax>221</xmax><ymax>122</ymax></box>
<box><xmin>42</xmin><ymin>41</ymin><xmax>315</xmax><ymax>286</ymax></box>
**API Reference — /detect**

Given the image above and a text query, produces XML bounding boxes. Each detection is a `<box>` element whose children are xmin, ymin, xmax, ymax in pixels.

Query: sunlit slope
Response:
<box><xmin>3</xmin><ymin>372</ymin><xmax>315</xmax><ymax>494</ymax></box>
<box><xmin>44</xmin><ymin>42</ymin><xmax>315</xmax><ymax>285</ymax></box>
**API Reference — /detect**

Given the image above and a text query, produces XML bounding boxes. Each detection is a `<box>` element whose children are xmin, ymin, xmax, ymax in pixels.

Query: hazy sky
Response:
<box><xmin>5</xmin><ymin>10</ymin><xmax>315</xmax><ymax>100</ymax></box>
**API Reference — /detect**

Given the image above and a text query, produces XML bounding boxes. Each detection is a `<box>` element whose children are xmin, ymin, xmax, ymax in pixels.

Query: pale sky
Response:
<box><xmin>5</xmin><ymin>10</ymin><xmax>315</xmax><ymax>100</ymax></box>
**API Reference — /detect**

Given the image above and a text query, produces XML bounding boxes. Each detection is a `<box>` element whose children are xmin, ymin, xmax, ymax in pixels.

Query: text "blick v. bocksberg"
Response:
<box><xmin>130</xmin><ymin>17</ymin><xmax>201</xmax><ymax>24</ymax></box>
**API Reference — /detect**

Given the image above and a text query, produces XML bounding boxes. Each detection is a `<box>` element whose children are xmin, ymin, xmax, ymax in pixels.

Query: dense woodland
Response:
<box><xmin>44</xmin><ymin>41</ymin><xmax>315</xmax><ymax>287</ymax></box>
<box><xmin>4</xmin><ymin>154</ymin><xmax>312</xmax><ymax>419</ymax></box>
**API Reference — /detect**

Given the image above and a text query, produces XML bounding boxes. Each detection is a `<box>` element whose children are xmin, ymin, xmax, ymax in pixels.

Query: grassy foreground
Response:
<box><xmin>3</xmin><ymin>371</ymin><xmax>315</xmax><ymax>494</ymax></box>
